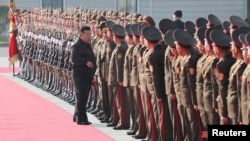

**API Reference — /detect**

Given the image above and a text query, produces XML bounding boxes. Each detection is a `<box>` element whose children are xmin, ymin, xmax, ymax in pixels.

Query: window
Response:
<box><xmin>42</xmin><ymin>0</ymin><xmax>63</xmax><ymax>10</ymax></box>
<box><xmin>117</xmin><ymin>0</ymin><xmax>137</xmax><ymax>13</ymax></box>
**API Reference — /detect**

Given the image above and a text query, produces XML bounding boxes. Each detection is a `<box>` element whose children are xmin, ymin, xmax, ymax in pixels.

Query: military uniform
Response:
<box><xmin>240</xmin><ymin>32</ymin><xmax>250</xmax><ymax>125</ymax></box>
<box><xmin>123</xmin><ymin>24</ymin><xmax>135</xmax><ymax>133</ymax></box>
<box><xmin>210</xmin><ymin>30</ymin><xmax>236</xmax><ymax>124</ymax></box>
<box><xmin>143</xmin><ymin>26</ymin><xmax>173</xmax><ymax>141</ymax></box>
<box><xmin>164</xmin><ymin>29</ymin><xmax>183</xmax><ymax>141</ymax></box>
<box><xmin>195</xmin><ymin>26</ymin><xmax>209</xmax><ymax>134</ymax></box>
<box><xmin>173</xmin><ymin>29</ymin><xmax>202</xmax><ymax>141</ymax></box>
<box><xmin>240</xmin><ymin>64</ymin><xmax>250</xmax><ymax>124</ymax></box>
<box><xmin>227</xmin><ymin>26</ymin><xmax>249</xmax><ymax>124</ymax></box>
<box><xmin>108</xmin><ymin>24</ymin><xmax>129</xmax><ymax>129</ymax></box>
<box><xmin>127</xmin><ymin>23</ymin><xmax>146</xmax><ymax>138</ymax></box>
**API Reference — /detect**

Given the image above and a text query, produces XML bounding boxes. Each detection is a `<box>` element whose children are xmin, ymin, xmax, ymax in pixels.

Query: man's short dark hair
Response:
<box><xmin>174</xmin><ymin>10</ymin><xmax>182</xmax><ymax>18</ymax></box>
<box><xmin>80</xmin><ymin>26</ymin><xmax>91</xmax><ymax>33</ymax></box>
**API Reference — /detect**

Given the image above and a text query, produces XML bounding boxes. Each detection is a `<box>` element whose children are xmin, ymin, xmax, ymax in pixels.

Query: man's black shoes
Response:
<box><xmin>77</xmin><ymin>121</ymin><xmax>92</xmax><ymax>125</ymax></box>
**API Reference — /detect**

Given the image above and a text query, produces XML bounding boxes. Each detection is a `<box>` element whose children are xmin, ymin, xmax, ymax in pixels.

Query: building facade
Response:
<box><xmin>0</xmin><ymin>0</ymin><xmax>249</xmax><ymax>26</ymax></box>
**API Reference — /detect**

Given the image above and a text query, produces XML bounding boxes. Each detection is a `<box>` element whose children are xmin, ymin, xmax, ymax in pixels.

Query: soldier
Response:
<box><xmin>202</xmin><ymin>26</ymin><xmax>221</xmax><ymax>128</ymax></box>
<box><xmin>123</xmin><ymin>23</ymin><xmax>135</xmax><ymax>134</ymax></box>
<box><xmin>90</xmin><ymin>15</ymin><xmax>107</xmax><ymax>116</ymax></box>
<box><xmin>173</xmin><ymin>29</ymin><xmax>202</xmax><ymax>141</ymax></box>
<box><xmin>210</xmin><ymin>29</ymin><xmax>236</xmax><ymax>125</ymax></box>
<box><xmin>227</xmin><ymin>26</ymin><xmax>249</xmax><ymax>125</ymax></box>
<box><xmin>195</xmin><ymin>25</ymin><xmax>209</xmax><ymax>140</ymax></box>
<box><xmin>195</xmin><ymin>17</ymin><xmax>208</xmax><ymax>29</ymax></box>
<box><xmin>108</xmin><ymin>24</ymin><xmax>129</xmax><ymax>129</ymax></box>
<box><xmin>129</xmin><ymin>23</ymin><xmax>147</xmax><ymax>139</ymax></box>
<box><xmin>164</xmin><ymin>29</ymin><xmax>183</xmax><ymax>141</ymax></box>
<box><xmin>86</xmin><ymin>13</ymin><xmax>98</xmax><ymax>112</ymax></box>
<box><xmin>240</xmin><ymin>32</ymin><xmax>250</xmax><ymax>125</ymax></box>
<box><xmin>97</xmin><ymin>21</ymin><xmax>111</xmax><ymax>123</ymax></box>
<box><xmin>159</xmin><ymin>18</ymin><xmax>179</xmax><ymax>141</ymax></box>
<box><xmin>105</xmin><ymin>20</ymin><xmax>117</xmax><ymax>126</ymax></box>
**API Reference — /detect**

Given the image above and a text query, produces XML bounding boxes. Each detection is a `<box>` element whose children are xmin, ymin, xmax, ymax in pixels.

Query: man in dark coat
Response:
<box><xmin>173</xmin><ymin>10</ymin><xmax>185</xmax><ymax>29</ymax></box>
<box><xmin>71</xmin><ymin>26</ymin><xmax>97</xmax><ymax>125</ymax></box>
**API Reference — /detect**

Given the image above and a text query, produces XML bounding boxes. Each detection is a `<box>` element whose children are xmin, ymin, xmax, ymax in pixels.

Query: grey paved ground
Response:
<box><xmin>0</xmin><ymin>46</ymin><xmax>138</xmax><ymax>141</ymax></box>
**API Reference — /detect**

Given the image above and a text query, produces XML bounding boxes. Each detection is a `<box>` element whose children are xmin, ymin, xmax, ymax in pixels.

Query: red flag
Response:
<box><xmin>8</xmin><ymin>0</ymin><xmax>19</xmax><ymax>67</ymax></box>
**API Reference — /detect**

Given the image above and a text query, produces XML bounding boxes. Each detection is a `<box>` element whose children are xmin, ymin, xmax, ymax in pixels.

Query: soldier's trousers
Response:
<box><xmin>132</xmin><ymin>86</ymin><xmax>146</xmax><ymax>137</ymax></box>
<box><xmin>182</xmin><ymin>106</ymin><xmax>201</xmax><ymax>141</ymax></box>
<box><xmin>167</xmin><ymin>95</ymin><xmax>183</xmax><ymax>141</ymax></box>
<box><xmin>115</xmin><ymin>85</ymin><xmax>130</xmax><ymax>128</ymax></box>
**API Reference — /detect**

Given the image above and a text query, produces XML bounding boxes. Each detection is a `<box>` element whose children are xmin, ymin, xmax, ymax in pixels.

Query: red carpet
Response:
<box><xmin>0</xmin><ymin>67</ymin><xmax>19</xmax><ymax>73</ymax></box>
<box><xmin>0</xmin><ymin>75</ymin><xmax>115</xmax><ymax>141</ymax></box>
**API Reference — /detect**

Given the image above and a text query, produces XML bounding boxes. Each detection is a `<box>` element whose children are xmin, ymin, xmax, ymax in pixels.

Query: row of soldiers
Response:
<box><xmin>14</xmin><ymin>7</ymin><xmax>250</xmax><ymax>141</ymax></box>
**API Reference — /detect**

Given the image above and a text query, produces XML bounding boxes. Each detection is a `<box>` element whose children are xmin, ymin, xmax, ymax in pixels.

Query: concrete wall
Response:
<box><xmin>0</xmin><ymin>0</ymin><xmax>248</xmax><ymax>26</ymax></box>
<box><xmin>63</xmin><ymin>0</ymin><xmax>115</xmax><ymax>10</ymax></box>
<box><xmin>138</xmin><ymin>0</ymin><xmax>248</xmax><ymax>27</ymax></box>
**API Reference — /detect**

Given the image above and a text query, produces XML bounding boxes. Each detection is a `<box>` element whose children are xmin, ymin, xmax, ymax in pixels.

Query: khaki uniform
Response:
<box><xmin>215</xmin><ymin>52</ymin><xmax>236</xmax><ymax>124</ymax></box>
<box><xmin>108</xmin><ymin>41</ymin><xmax>129</xmax><ymax>129</ymax></box>
<box><xmin>240</xmin><ymin>64</ymin><xmax>250</xmax><ymax>124</ymax></box>
<box><xmin>178</xmin><ymin>48</ymin><xmax>202</xmax><ymax>141</ymax></box>
<box><xmin>196</xmin><ymin>54</ymin><xmax>208</xmax><ymax>130</ymax></box>
<box><xmin>202</xmin><ymin>55</ymin><xmax>220</xmax><ymax>125</ymax></box>
<box><xmin>227</xmin><ymin>59</ymin><xmax>246</xmax><ymax>124</ymax></box>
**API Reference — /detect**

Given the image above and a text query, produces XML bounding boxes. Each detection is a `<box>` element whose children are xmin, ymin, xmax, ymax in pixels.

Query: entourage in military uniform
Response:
<box><xmin>14</xmin><ymin>7</ymin><xmax>250</xmax><ymax>141</ymax></box>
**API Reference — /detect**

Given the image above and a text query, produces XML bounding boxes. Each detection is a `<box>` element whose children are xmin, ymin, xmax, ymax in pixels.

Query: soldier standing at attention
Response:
<box><xmin>142</xmin><ymin>26</ymin><xmax>166</xmax><ymax>141</ymax></box>
<box><xmin>108</xmin><ymin>24</ymin><xmax>129</xmax><ymax>130</ymax></box>
<box><xmin>129</xmin><ymin>23</ymin><xmax>147</xmax><ymax>139</ymax></box>
<box><xmin>123</xmin><ymin>23</ymin><xmax>135</xmax><ymax>134</ymax></box>
<box><xmin>200</xmin><ymin>14</ymin><xmax>222</xmax><ymax>129</ymax></box>
<box><xmin>164</xmin><ymin>29</ymin><xmax>183</xmax><ymax>141</ymax></box>
<box><xmin>71</xmin><ymin>26</ymin><xmax>96</xmax><ymax>125</ymax></box>
<box><xmin>105</xmin><ymin>20</ymin><xmax>117</xmax><ymax>126</ymax></box>
<box><xmin>227</xmin><ymin>26</ymin><xmax>249</xmax><ymax>125</ymax></box>
<box><xmin>240</xmin><ymin>32</ymin><xmax>250</xmax><ymax>125</ymax></box>
<box><xmin>195</xmin><ymin>26</ymin><xmax>209</xmax><ymax>140</ymax></box>
<box><xmin>210</xmin><ymin>29</ymin><xmax>236</xmax><ymax>125</ymax></box>
<box><xmin>173</xmin><ymin>29</ymin><xmax>202</xmax><ymax>141</ymax></box>
<box><xmin>227</xmin><ymin>16</ymin><xmax>249</xmax><ymax>125</ymax></box>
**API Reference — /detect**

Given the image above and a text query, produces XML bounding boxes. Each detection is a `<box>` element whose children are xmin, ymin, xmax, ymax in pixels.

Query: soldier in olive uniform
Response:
<box><xmin>160</xmin><ymin>18</ymin><xmax>181</xmax><ymax>141</ymax></box>
<box><xmin>210</xmin><ymin>29</ymin><xmax>236</xmax><ymax>125</ymax></box>
<box><xmin>173</xmin><ymin>29</ymin><xmax>202</xmax><ymax>141</ymax></box>
<box><xmin>240</xmin><ymin>32</ymin><xmax>250</xmax><ymax>125</ymax></box>
<box><xmin>195</xmin><ymin>26</ymin><xmax>209</xmax><ymax>140</ymax></box>
<box><xmin>123</xmin><ymin>23</ymin><xmax>136</xmax><ymax>134</ymax></box>
<box><xmin>129</xmin><ymin>23</ymin><xmax>147</xmax><ymax>139</ymax></box>
<box><xmin>164</xmin><ymin>29</ymin><xmax>183</xmax><ymax>141</ymax></box>
<box><xmin>108</xmin><ymin>24</ymin><xmax>129</xmax><ymax>129</ymax></box>
<box><xmin>97</xmin><ymin>21</ymin><xmax>111</xmax><ymax>122</ymax></box>
<box><xmin>142</xmin><ymin>26</ymin><xmax>165</xmax><ymax>141</ymax></box>
<box><xmin>227</xmin><ymin>25</ymin><xmax>249</xmax><ymax>125</ymax></box>
<box><xmin>105</xmin><ymin>20</ymin><xmax>117</xmax><ymax>125</ymax></box>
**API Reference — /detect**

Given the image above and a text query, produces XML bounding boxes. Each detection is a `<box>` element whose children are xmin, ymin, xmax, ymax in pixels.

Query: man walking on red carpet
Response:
<box><xmin>71</xmin><ymin>26</ymin><xmax>97</xmax><ymax>125</ymax></box>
